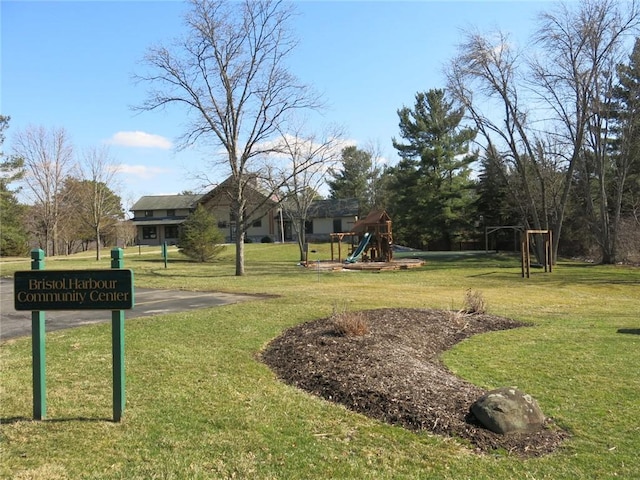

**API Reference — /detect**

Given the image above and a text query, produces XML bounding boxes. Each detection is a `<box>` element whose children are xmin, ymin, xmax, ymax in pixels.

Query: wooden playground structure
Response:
<box><xmin>319</xmin><ymin>210</ymin><xmax>421</xmax><ymax>271</ymax></box>
<box><xmin>330</xmin><ymin>210</ymin><xmax>393</xmax><ymax>262</ymax></box>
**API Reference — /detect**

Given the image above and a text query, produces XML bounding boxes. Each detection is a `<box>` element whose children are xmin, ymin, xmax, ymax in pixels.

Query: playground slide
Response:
<box><xmin>346</xmin><ymin>232</ymin><xmax>372</xmax><ymax>263</ymax></box>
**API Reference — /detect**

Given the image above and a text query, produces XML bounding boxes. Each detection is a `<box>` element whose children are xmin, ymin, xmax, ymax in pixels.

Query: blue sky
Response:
<box><xmin>2</xmin><ymin>0</ymin><xmax>550</xmax><ymax>209</ymax></box>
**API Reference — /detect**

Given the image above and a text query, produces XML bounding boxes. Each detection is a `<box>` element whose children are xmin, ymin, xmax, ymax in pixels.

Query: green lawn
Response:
<box><xmin>1</xmin><ymin>244</ymin><xmax>639</xmax><ymax>479</ymax></box>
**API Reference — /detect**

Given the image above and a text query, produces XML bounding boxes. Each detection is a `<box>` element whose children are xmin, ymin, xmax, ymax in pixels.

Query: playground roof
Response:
<box><xmin>352</xmin><ymin>209</ymin><xmax>392</xmax><ymax>233</ymax></box>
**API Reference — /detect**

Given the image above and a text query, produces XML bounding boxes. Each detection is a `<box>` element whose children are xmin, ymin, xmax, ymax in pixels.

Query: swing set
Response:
<box><xmin>521</xmin><ymin>229</ymin><xmax>553</xmax><ymax>278</ymax></box>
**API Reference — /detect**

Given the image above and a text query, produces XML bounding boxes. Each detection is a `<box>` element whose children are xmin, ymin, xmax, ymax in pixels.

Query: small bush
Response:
<box><xmin>261</xmin><ymin>236</ymin><xmax>274</xmax><ymax>243</ymax></box>
<box><xmin>463</xmin><ymin>288</ymin><xmax>487</xmax><ymax>314</ymax></box>
<box><xmin>331</xmin><ymin>304</ymin><xmax>369</xmax><ymax>337</ymax></box>
<box><xmin>445</xmin><ymin>309</ymin><xmax>469</xmax><ymax>329</ymax></box>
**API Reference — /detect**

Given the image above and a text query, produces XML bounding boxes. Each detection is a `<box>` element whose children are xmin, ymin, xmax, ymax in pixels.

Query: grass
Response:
<box><xmin>1</xmin><ymin>244</ymin><xmax>639</xmax><ymax>479</ymax></box>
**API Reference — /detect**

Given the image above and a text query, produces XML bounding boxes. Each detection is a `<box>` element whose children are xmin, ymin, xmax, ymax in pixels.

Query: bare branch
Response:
<box><xmin>134</xmin><ymin>0</ymin><xmax>322</xmax><ymax>275</ymax></box>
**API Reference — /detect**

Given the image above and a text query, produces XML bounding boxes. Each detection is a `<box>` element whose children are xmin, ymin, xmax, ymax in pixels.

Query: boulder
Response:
<box><xmin>471</xmin><ymin>387</ymin><xmax>545</xmax><ymax>434</ymax></box>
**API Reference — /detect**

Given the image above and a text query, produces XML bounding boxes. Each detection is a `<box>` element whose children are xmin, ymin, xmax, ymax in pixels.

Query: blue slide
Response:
<box><xmin>346</xmin><ymin>232</ymin><xmax>372</xmax><ymax>263</ymax></box>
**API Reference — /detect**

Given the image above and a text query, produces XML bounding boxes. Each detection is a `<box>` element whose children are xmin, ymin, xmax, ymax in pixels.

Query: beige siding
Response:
<box><xmin>313</xmin><ymin>218</ymin><xmax>335</xmax><ymax>235</ymax></box>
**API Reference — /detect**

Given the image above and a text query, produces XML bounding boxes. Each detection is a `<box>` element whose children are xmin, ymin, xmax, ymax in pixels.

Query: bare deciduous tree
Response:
<box><xmin>76</xmin><ymin>146</ymin><xmax>123</xmax><ymax>260</ymax></box>
<box><xmin>136</xmin><ymin>0</ymin><xmax>321</xmax><ymax>275</ymax></box>
<box><xmin>447</xmin><ymin>30</ymin><xmax>551</xmax><ymax>260</ymax></box>
<box><xmin>268</xmin><ymin>124</ymin><xmax>344</xmax><ymax>261</ymax></box>
<box><xmin>13</xmin><ymin>125</ymin><xmax>74</xmax><ymax>256</ymax></box>
<box><xmin>532</xmin><ymin>0</ymin><xmax>639</xmax><ymax>263</ymax></box>
<box><xmin>447</xmin><ymin>0</ymin><xmax>639</xmax><ymax>262</ymax></box>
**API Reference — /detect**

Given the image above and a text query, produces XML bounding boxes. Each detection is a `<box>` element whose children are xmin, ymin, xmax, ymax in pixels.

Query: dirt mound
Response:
<box><xmin>260</xmin><ymin>308</ymin><xmax>568</xmax><ymax>457</ymax></box>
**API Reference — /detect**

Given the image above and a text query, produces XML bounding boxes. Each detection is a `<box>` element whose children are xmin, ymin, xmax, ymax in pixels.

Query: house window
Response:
<box><xmin>305</xmin><ymin>220</ymin><xmax>313</xmax><ymax>234</ymax></box>
<box><xmin>144</xmin><ymin>210</ymin><xmax>154</xmax><ymax>218</ymax></box>
<box><xmin>142</xmin><ymin>226</ymin><xmax>157</xmax><ymax>239</ymax></box>
<box><xmin>218</xmin><ymin>220</ymin><xmax>228</xmax><ymax>229</ymax></box>
<box><xmin>252</xmin><ymin>218</ymin><xmax>262</xmax><ymax>228</ymax></box>
<box><xmin>165</xmin><ymin>226</ymin><xmax>179</xmax><ymax>239</ymax></box>
<box><xmin>333</xmin><ymin>219</ymin><xmax>343</xmax><ymax>233</ymax></box>
<box><xmin>166</xmin><ymin>209</ymin><xmax>175</xmax><ymax>217</ymax></box>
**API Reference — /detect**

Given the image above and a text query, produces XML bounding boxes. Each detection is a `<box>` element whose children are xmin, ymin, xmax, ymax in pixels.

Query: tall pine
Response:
<box><xmin>389</xmin><ymin>89</ymin><xmax>477</xmax><ymax>249</ymax></box>
<box><xmin>0</xmin><ymin>116</ymin><xmax>28</xmax><ymax>256</ymax></box>
<box><xmin>327</xmin><ymin>146</ymin><xmax>375</xmax><ymax>215</ymax></box>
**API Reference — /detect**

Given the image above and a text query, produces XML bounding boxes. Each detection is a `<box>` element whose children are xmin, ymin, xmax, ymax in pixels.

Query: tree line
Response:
<box><xmin>2</xmin><ymin>0</ymin><xmax>639</xmax><ymax>270</ymax></box>
<box><xmin>328</xmin><ymin>0</ymin><xmax>640</xmax><ymax>264</ymax></box>
<box><xmin>0</xmin><ymin>117</ymin><xmax>131</xmax><ymax>259</ymax></box>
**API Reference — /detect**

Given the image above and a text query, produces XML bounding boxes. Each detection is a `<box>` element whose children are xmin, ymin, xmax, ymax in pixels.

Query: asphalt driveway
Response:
<box><xmin>0</xmin><ymin>278</ymin><xmax>263</xmax><ymax>341</ymax></box>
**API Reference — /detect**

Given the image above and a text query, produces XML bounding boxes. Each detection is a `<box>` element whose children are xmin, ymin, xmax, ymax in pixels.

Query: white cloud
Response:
<box><xmin>106</xmin><ymin>131</ymin><xmax>172</xmax><ymax>149</ymax></box>
<box><xmin>118</xmin><ymin>164</ymin><xmax>173</xmax><ymax>180</ymax></box>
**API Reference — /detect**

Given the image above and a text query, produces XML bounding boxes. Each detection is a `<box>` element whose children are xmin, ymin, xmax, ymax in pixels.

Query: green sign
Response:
<box><xmin>14</xmin><ymin>269</ymin><xmax>134</xmax><ymax>311</ymax></box>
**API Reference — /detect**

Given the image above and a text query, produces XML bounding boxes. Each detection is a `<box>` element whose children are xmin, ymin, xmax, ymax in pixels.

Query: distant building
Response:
<box><xmin>130</xmin><ymin>177</ymin><xmax>359</xmax><ymax>246</ymax></box>
<box><xmin>130</xmin><ymin>194</ymin><xmax>203</xmax><ymax>246</ymax></box>
<box><xmin>304</xmin><ymin>198</ymin><xmax>359</xmax><ymax>241</ymax></box>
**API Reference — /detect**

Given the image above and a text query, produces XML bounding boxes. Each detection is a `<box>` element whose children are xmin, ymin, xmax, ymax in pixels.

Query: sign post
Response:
<box><xmin>111</xmin><ymin>248</ymin><xmax>126</xmax><ymax>422</ymax></box>
<box><xmin>14</xmin><ymin>249</ymin><xmax>134</xmax><ymax>422</ymax></box>
<box><xmin>162</xmin><ymin>241</ymin><xmax>168</xmax><ymax>269</ymax></box>
<box><xmin>31</xmin><ymin>249</ymin><xmax>46</xmax><ymax>420</ymax></box>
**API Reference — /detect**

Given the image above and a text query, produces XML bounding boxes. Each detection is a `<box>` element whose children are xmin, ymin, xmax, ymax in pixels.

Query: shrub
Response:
<box><xmin>445</xmin><ymin>309</ymin><xmax>469</xmax><ymax>329</ymax></box>
<box><xmin>261</xmin><ymin>236</ymin><xmax>274</xmax><ymax>243</ymax></box>
<box><xmin>463</xmin><ymin>288</ymin><xmax>487</xmax><ymax>314</ymax></box>
<box><xmin>178</xmin><ymin>205</ymin><xmax>225</xmax><ymax>262</ymax></box>
<box><xmin>330</xmin><ymin>304</ymin><xmax>369</xmax><ymax>337</ymax></box>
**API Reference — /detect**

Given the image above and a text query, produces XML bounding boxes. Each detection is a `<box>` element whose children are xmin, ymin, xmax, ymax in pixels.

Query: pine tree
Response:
<box><xmin>0</xmin><ymin>115</ymin><xmax>29</xmax><ymax>256</ymax></box>
<box><xmin>389</xmin><ymin>89</ymin><xmax>477</xmax><ymax>249</ymax></box>
<box><xmin>178</xmin><ymin>205</ymin><xmax>225</xmax><ymax>262</ymax></box>
<box><xmin>327</xmin><ymin>146</ymin><xmax>374</xmax><ymax>214</ymax></box>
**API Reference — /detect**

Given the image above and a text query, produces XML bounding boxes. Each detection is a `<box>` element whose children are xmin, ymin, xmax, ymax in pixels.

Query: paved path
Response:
<box><xmin>0</xmin><ymin>278</ymin><xmax>262</xmax><ymax>341</ymax></box>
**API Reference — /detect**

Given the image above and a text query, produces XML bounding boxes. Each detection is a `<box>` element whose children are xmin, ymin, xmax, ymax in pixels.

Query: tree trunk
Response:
<box><xmin>51</xmin><ymin>222</ymin><xmax>58</xmax><ymax>256</ymax></box>
<box><xmin>235</xmin><ymin>231</ymin><xmax>245</xmax><ymax>276</ymax></box>
<box><xmin>297</xmin><ymin>219</ymin><xmax>306</xmax><ymax>262</ymax></box>
<box><xmin>95</xmin><ymin>225</ymin><xmax>101</xmax><ymax>261</ymax></box>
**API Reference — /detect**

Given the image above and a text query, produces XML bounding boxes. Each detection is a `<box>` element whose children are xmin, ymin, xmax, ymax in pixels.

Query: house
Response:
<box><xmin>304</xmin><ymin>198</ymin><xmax>359</xmax><ymax>241</ymax></box>
<box><xmin>130</xmin><ymin>177</ymin><xmax>359</xmax><ymax>245</ymax></box>
<box><xmin>130</xmin><ymin>194</ymin><xmax>203</xmax><ymax>246</ymax></box>
<box><xmin>197</xmin><ymin>176</ymin><xmax>280</xmax><ymax>243</ymax></box>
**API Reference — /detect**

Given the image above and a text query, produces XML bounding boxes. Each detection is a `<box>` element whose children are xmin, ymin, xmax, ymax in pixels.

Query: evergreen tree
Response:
<box><xmin>475</xmin><ymin>147</ymin><xmax>511</xmax><ymax>226</ymax></box>
<box><xmin>609</xmin><ymin>37</ymin><xmax>640</xmax><ymax>259</ymax></box>
<box><xmin>474</xmin><ymin>145</ymin><xmax>526</xmax><ymax>251</ymax></box>
<box><xmin>0</xmin><ymin>115</ymin><xmax>29</xmax><ymax>256</ymax></box>
<box><xmin>178</xmin><ymin>204</ymin><xmax>225</xmax><ymax>262</ymax></box>
<box><xmin>327</xmin><ymin>146</ymin><xmax>374</xmax><ymax>214</ymax></box>
<box><xmin>389</xmin><ymin>89</ymin><xmax>477</xmax><ymax>249</ymax></box>
<box><xmin>0</xmin><ymin>182</ymin><xmax>28</xmax><ymax>256</ymax></box>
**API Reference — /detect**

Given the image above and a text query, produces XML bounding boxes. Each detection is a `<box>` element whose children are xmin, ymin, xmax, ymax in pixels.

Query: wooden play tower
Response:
<box><xmin>330</xmin><ymin>210</ymin><xmax>393</xmax><ymax>263</ymax></box>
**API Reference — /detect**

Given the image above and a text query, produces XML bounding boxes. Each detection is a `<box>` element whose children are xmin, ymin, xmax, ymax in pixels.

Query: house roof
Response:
<box><xmin>130</xmin><ymin>194</ymin><xmax>203</xmax><ymax>211</ymax></box>
<box><xmin>307</xmin><ymin>198</ymin><xmax>359</xmax><ymax>218</ymax></box>
<box><xmin>198</xmin><ymin>175</ymin><xmax>276</xmax><ymax>206</ymax></box>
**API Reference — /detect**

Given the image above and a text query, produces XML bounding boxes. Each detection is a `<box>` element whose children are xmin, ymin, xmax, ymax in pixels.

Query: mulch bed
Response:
<box><xmin>260</xmin><ymin>308</ymin><xmax>569</xmax><ymax>457</ymax></box>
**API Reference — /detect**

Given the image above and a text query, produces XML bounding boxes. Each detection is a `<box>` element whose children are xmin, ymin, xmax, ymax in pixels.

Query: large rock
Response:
<box><xmin>471</xmin><ymin>387</ymin><xmax>545</xmax><ymax>434</ymax></box>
